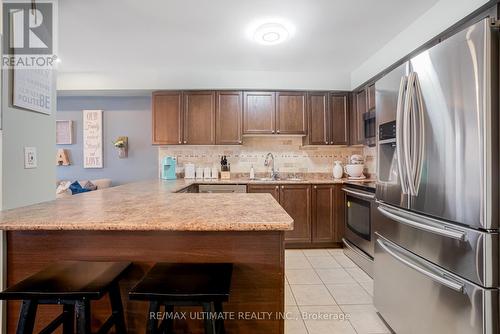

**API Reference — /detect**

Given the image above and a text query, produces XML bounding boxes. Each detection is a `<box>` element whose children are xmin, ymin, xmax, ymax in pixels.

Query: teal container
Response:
<box><xmin>161</xmin><ymin>156</ymin><xmax>177</xmax><ymax>180</ymax></box>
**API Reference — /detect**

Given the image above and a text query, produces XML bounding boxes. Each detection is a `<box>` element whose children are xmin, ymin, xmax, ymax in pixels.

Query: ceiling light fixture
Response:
<box><xmin>253</xmin><ymin>23</ymin><xmax>289</xmax><ymax>45</ymax></box>
<box><xmin>247</xmin><ymin>19</ymin><xmax>295</xmax><ymax>46</ymax></box>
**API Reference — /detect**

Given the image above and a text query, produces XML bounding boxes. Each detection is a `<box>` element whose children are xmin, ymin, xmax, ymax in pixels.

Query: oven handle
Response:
<box><xmin>342</xmin><ymin>187</ymin><xmax>375</xmax><ymax>200</ymax></box>
<box><xmin>377</xmin><ymin>205</ymin><xmax>467</xmax><ymax>241</ymax></box>
<box><xmin>342</xmin><ymin>238</ymin><xmax>373</xmax><ymax>262</ymax></box>
<box><xmin>376</xmin><ymin>238</ymin><xmax>465</xmax><ymax>293</ymax></box>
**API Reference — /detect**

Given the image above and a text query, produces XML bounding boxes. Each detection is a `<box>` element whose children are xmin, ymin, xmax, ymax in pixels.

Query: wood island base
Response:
<box><xmin>6</xmin><ymin>230</ymin><xmax>285</xmax><ymax>334</ymax></box>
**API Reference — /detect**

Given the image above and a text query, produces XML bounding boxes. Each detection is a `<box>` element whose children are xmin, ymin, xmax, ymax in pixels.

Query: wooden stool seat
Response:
<box><xmin>0</xmin><ymin>261</ymin><xmax>130</xmax><ymax>300</ymax></box>
<box><xmin>129</xmin><ymin>263</ymin><xmax>232</xmax><ymax>302</ymax></box>
<box><xmin>0</xmin><ymin>261</ymin><xmax>131</xmax><ymax>334</ymax></box>
<box><xmin>129</xmin><ymin>263</ymin><xmax>233</xmax><ymax>334</ymax></box>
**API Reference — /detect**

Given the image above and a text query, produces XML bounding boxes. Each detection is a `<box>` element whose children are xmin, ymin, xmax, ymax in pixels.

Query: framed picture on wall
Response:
<box><xmin>56</xmin><ymin>120</ymin><xmax>73</xmax><ymax>144</ymax></box>
<box><xmin>83</xmin><ymin>110</ymin><xmax>103</xmax><ymax>168</ymax></box>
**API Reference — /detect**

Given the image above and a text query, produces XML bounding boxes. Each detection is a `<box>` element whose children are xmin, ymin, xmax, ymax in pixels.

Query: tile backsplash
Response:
<box><xmin>159</xmin><ymin>136</ymin><xmax>373</xmax><ymax>176</ymax></box>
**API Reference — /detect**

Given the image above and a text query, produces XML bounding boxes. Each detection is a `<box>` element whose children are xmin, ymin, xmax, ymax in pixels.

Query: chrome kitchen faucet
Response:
<box><xmin>264</xmin><ymin>152</ymin><xmax>279</xmax><ymax>180</ymax></box>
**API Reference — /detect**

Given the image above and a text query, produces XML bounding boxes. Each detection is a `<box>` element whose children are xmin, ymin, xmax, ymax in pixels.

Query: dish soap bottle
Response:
<box><xmin>250</xmin><ymin>165</ymin><xmax>255</xmax><ymax>180</ymax></box>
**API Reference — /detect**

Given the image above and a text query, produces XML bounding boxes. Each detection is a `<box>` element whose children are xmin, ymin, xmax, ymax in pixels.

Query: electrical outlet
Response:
<box><xmin>24</xmin><ymin>147</ymin><xmax>37</xmax><ymax>169</ymax></box>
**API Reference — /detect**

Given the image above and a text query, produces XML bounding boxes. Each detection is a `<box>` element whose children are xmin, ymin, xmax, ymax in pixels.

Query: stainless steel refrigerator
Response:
<box><xmin>374</xmin><ymin>17</ymin><xmax>499</xmax><ymax>334</ymax></box>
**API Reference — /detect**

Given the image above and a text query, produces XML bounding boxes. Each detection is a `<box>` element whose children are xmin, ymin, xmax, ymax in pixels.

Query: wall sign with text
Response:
<box><xmin>4</xmin><ymin>1</ymin><xmax>57</xmax><ymax>115</ymax></box>
<box><xmin>13</xmin><ymin>69</ymin><xmax>53</xmax><ymax>114</ymax></box>
<box><xmin>83</xmin><ymin>110</ymin><xmax>103</xmax><ymax>169</ymax></box>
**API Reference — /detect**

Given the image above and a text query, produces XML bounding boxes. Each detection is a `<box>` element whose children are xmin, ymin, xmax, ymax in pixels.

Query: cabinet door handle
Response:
<box><xmin>272</xmin><ymin>130</ymin><xmax>275</xmax><ymax>134</ymax></box>
<box><xmin>183</xmin><ymin>141</ymin><xmax>187</xmax><ymax>144</ymax></box>
<box><xmin>178</xmin><ymin>140</ymin><xmax>181</xmax><ymax>144</ymax></box>
<box><xmin>277</xmin><ymin>130</ymin><xmax>280</xmax><ymax>134</ymax></box>
<box><xmin>281</xmin><ymin>186</ymin><xmax>285</xmax><ymax>189</ymax></box>
<box><xmin>238</xmin><ymin>140</ymin><xmax>242</xmax><ymax>144</ymax></box>
<box><xmin>325</xmin><ymin>141</ymin><xmax>328</xmax><ymax>144</ymax></box>
<box><xmin>330</xmin><ymin>141</ymin><xmax>334</xmax><ymax>144</ymax></box>
<box><xmin>314</xmin><ymin>186</ymin><xmax>317</xmax><ymax>189</ymax></box>
<box><xmin>275</xmin><ymin>186</ymin><xmax>279</xmax><ymax>189</ymax></box>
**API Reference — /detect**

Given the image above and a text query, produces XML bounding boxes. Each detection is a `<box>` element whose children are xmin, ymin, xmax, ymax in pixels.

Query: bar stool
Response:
<box><xmin>0</xmin><ymin>261</ymin><xmax>131</xmax><ymax>334</ymax></box>
<box><xmin>129</xmin><ymin>263</ymin><xmax>233</xmax><ymax>334</ymax></box>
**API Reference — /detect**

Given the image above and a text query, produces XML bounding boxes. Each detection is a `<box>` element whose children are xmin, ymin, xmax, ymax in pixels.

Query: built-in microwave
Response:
<box><xmin>363</xmin><ymin>111</ymin><xmax>376</xmax><ymax>146</ymax></box>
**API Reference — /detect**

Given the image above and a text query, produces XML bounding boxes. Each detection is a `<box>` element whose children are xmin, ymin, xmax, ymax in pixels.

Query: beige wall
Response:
<box><xmin>159</xmin><ymin>136</ymin><xmax>369</xmax><ymax>176</ymax></box>
<box><xmin>351</xmin><ymin>0</ymin><xmax>490</xmax><ymax>88</ymax></box>
<box><xmin>1</xmin><ymin>69</ymin><xmax>56</xmax><ymax>210</ymax></box>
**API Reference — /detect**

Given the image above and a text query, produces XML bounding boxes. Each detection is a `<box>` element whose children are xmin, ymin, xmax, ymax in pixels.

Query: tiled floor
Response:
<box><xmin>285</xmin><ymin>249</ymin><xmax>390</xmax><ymax>334</ymax></box>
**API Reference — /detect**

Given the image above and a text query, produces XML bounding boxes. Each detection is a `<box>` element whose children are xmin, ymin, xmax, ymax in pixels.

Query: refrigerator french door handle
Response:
<box><xmin>396</xmin><ymin>76</ymin><xmax>409</xmax><ymax>195</ymax></box>
<box><xmin>377</xmin><ymin>204</ymin><xmax>467</xmax><ymax>241</ymax></box>
<box><xmin>404</xmin><ymin>72</ymin><xmax>417</xmax><ymax>196</ymax></box>
<box><xmin>410</xmin><ymin>75</ymin><xmax>419</xmax><ymax>194</ymax></box>
<box><xmin>413</xmin><ymin>73</ymin><xmax>425</xmax><ymax>194</ymax></box>
<box><xmin>376</xmin><ymin>238</ymin><xmax>465</xmax><ymax>293</ymax></box>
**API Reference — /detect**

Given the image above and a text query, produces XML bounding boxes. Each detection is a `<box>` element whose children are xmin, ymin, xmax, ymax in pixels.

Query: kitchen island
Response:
<box><xmin>0</xmin><ymin>180</ymin><xmax>293</xmax><ymax>334</ymax></box>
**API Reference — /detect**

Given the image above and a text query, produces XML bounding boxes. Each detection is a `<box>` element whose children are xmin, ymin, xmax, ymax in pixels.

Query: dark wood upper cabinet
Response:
<box><xmin>216</xmin><ymin>91</ymin><xmax>243</xmax><ymax>145</ymax></box>
<box><xmin>243</xmin><ymin>91</ymin><xmax>276</xmax><ymax>134</ymax></box>
<box><xmin>306</xmin><ymin>92</ymin><xmax>349</xmax><ymax>146</ymax></box>
<box><xmin>330</xmin><ymin>94</ymin><xmax>349</xmax><ymax>145</ymax></box>
<box><xmin>312</xmin><ymin>185</ymin><xmax>335</xmax><ymax>243</ymax></box>
<box><xmin>152</xmin><ymin>89</ymin><xmax>359</xmax><ymax>146</ymax></box>
<box><xmin>307</xmin><ymin>92</ymin><xmax>329</xmax><ymax>145</ymax></box>
<box><xmin>276</xmin><ymin>91</ymin><xmax>307</xmax><ymax>135</ymax></box>
<box><xmin>247</xmin><ymin>184</ymin><xmax>280</xmax><ymax>202</ymax></box>
<box><xmin>152</xmin><ymin>91</ymin><xmax>183</xmax><ymax>145</ymax></box>
<box><xmin>183</xmin><ymin>91</ymin><xmax>216</xmax><ymax>145</ymax></box>
<box><xmin>281</xmin><ymin>184</ymin><xmax>311</xmax><ymax>244</ymax></box>
<box><xmin>368</xmin><ymin>83</ymin><xmax>376</xmax><ymax>111</ymax></box>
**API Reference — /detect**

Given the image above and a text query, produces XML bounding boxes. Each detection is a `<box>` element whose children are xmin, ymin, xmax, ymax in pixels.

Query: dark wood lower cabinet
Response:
<box><xmin>312</xmin><ymin>185</ymin><xmax>335</xmax><ymax>243</ymax></box>
<box><xmin>280</xmin><ymin>185</ymin><xmax>311</xmax><ymax>244</ymax></box>
<box><xmin>248</xmin><ymin>183</ymin><xmax>344</xmax><ymax>248</ymax></box>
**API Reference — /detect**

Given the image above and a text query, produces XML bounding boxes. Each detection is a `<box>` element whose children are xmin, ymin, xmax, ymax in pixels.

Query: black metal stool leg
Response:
<box><xmin>163</xmin><ymin>305</ymin><xmax>174</xmax><ymax>334</ymax></box>
<box><xmin>214</xmin><ymin>302</ymin><xmax>225</xmax><ymax>334</ymax></box>
<box><xmin>62</xmin><ymin>304</ymin><xmax>74</xmax><ymax>334</ymax></box>
<box><xmin>109</xmin><ymin>283</ymin><xmax>127</xmax><ymax>334</ymax></box>
<box><xmin>16</xmin><ymin>300</ymin><xmax>38</xmax><ymax>334</ymax></box>
<box><xmin>75</xmin><ymin>300</ymin><xmax>91</xmax><ymax>334</ymax></box>
<box><xmin>147</xmin><ymin>301</ymin><xmax>160</xmax><ymax>334</ymax></box>
<box><xmin>202</xmin><ymin>303</ymin><xmax>216</xmax><ymax>334</ymax></box>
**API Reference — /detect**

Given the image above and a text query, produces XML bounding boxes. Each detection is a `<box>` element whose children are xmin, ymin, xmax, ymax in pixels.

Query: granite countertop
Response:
<box><xmin>0</xmin><ymin>180</ymin><xmax>295</xmax><ymax>231</ymax></box>
<box><xmin>0</xmin><ymin>177</ymin><xmax>375</xmax><ymax>232</ymax></box>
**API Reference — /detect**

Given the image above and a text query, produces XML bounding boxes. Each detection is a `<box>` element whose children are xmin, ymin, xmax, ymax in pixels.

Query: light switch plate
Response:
<box><xmin>24</xmin><ymin>147</ymin><xmax>37</xmax><ymax>169</ymax></box>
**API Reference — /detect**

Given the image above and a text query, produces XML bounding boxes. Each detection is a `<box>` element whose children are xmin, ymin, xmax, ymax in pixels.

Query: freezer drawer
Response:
<box><xmin>376</xmin><ymin>203</ymin><xmax>499</xmax><ymax>287</ymax></box>
<box><xmin>374</xmin><ymin>234</ymin><xmax>499</xmax><ymax>334</ymax></box>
